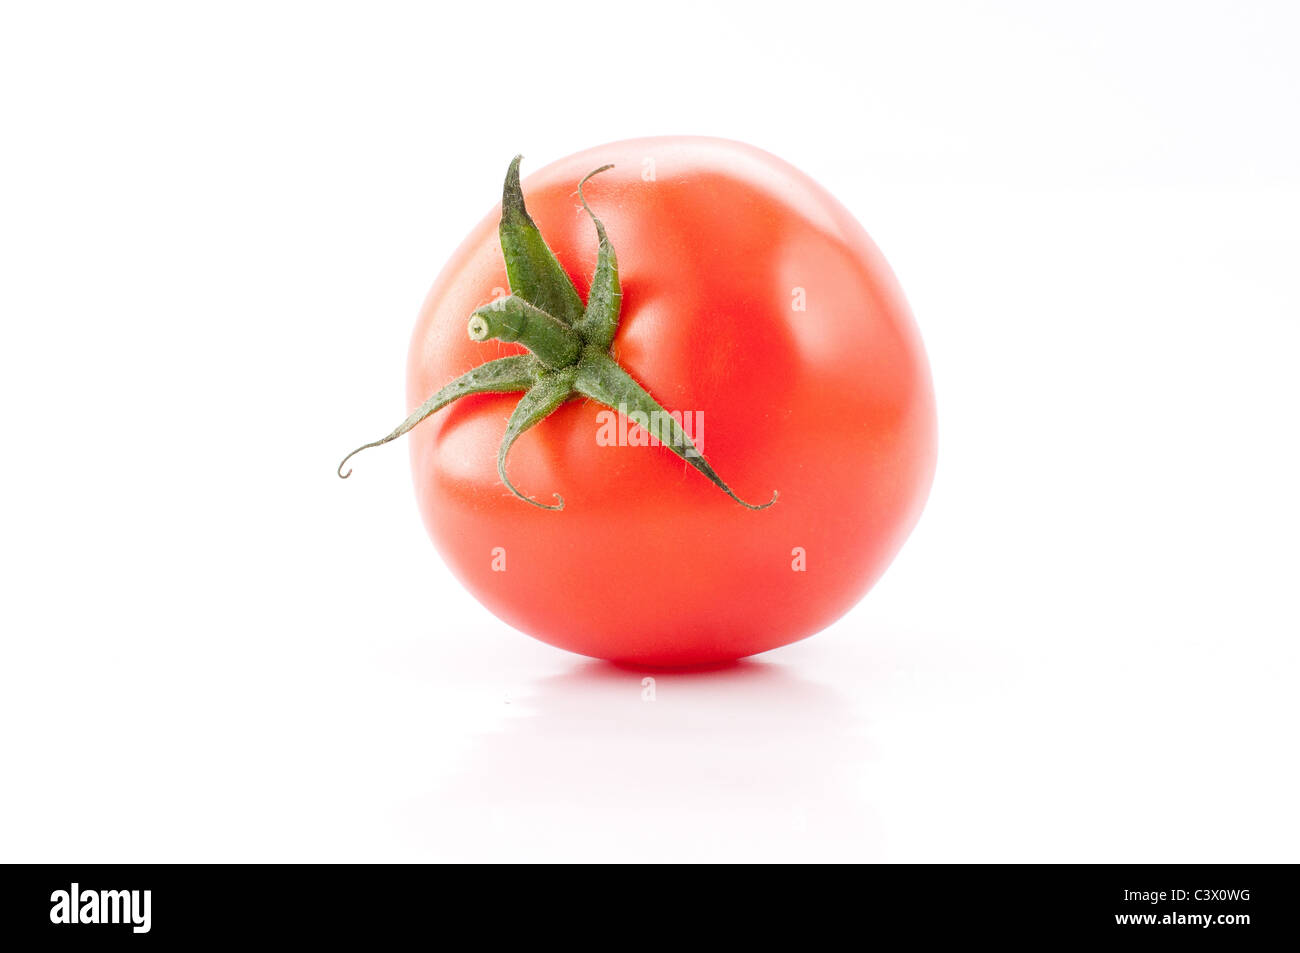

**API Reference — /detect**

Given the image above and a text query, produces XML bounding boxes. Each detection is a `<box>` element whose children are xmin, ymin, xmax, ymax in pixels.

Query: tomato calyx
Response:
<box><xmin>338</xmin><ymin>158</ymin><xmax>778</xmax><ymax>512</ymax></box>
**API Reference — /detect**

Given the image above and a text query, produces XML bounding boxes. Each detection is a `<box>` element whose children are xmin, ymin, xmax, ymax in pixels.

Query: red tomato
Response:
<box><xmin>404</xmin><ymin>137</ymin><xmax>935</xmax><ymax>665</ymax></box>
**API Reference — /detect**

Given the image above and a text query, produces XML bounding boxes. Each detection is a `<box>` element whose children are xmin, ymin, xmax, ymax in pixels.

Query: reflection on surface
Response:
<box><xmin>407</xmin><ymin>658</ymin><xmax>877</xmax><ymax>861</ymax></box>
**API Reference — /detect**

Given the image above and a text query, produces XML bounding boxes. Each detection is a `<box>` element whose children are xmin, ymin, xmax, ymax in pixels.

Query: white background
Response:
<box><xmin>2</xmin><ymin>1</ymin><xmax>1297</xmax><ymax>862</ymax></box>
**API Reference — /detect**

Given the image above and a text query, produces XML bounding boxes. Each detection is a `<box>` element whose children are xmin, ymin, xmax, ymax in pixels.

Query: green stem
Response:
<box><xmin>467</xmin><ymin>296</ymin><xmax>582</xmax><ymax>368</ymax></box>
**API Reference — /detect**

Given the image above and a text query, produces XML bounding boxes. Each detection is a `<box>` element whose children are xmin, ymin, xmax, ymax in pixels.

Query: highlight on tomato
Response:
<box><xmin>341</xmin><ymin>137</ymin><xmax>936</xmax><ymax>666</ymax></box>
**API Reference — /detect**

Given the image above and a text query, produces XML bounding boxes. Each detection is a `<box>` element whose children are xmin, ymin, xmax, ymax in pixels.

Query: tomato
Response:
<box><xmin>354</xmin><ymin>136</ymin><xmax>936</xmax><ymax>666</ymax></box>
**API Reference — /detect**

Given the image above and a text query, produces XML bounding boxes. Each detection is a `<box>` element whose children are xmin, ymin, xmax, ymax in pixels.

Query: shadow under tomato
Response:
<box><xmin>405</xmin><ymin>655</ymin><xmax>878</xmax><ymax>861</ymax></box>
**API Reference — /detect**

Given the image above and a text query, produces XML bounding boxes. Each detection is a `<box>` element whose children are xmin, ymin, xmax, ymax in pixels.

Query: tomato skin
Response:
<box><xmin>407</xmin><ymin>137</ymin><xmax>936</xmax><ymax>666</ymax></box>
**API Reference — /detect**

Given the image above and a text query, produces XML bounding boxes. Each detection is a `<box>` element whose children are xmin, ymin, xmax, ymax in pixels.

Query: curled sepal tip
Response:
<box><xmin>339</xmin><ymin>440</ymin><xmax>381</xmax><ymax>479</ymax></box>
<box><xmin>577</xmin><ymin>164</ymin><xmax>615</xmax><ymax>233</ymax></box>
<box><xmin>510</xmin><ymin>491</ymin><xmax>564</xmax><ymax>511</ymax></box>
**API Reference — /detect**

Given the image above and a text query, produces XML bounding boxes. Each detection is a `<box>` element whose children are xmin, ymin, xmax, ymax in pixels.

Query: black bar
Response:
<box><xmin>3</xmin><ymin>864</ymin><xmax>1292</xmax><ymax>943</ymax></box>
